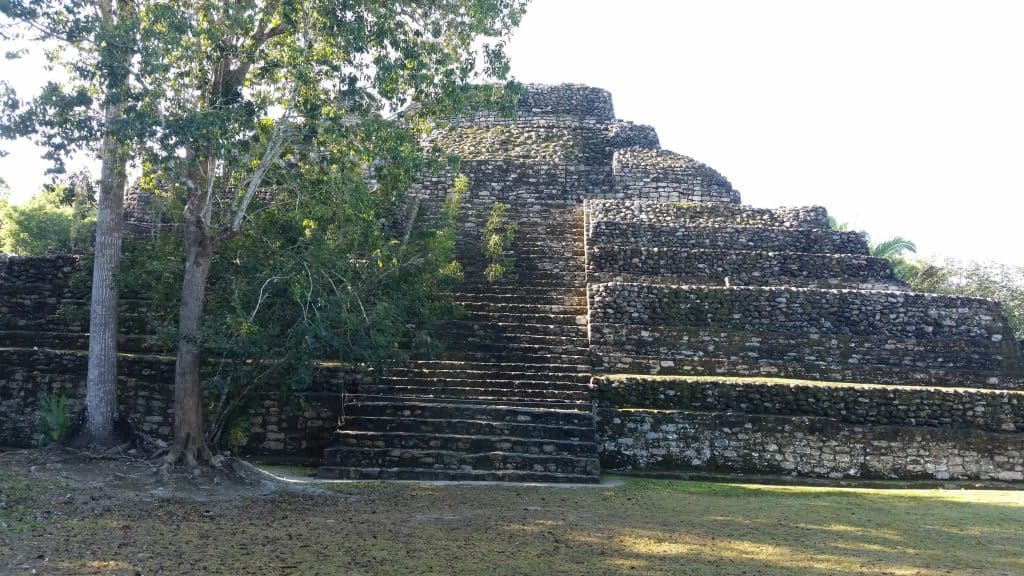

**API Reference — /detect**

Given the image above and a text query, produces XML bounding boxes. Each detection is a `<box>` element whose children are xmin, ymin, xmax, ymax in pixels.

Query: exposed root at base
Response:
<box><xmin>155</xmin><ymin>434</ymin><xmax>239</xmax><ymax>482</ymax></box>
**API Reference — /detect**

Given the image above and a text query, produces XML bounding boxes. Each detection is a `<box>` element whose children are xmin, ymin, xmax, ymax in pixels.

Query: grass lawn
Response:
<box><xmin>2</xmin><ymin>453</ymin><xmax>1022</xmax><ymax>575</ymax></box>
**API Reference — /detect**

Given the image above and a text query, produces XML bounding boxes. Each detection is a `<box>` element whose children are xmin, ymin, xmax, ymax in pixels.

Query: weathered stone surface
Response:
<box><xmin>598</xmin><ymin>409</ymin><xmax>1024</xmax><ymax>481</ymax></box>
<box><xmin>588</xmin><ymin>200</ymin><xmax>830</xmax><ymax>230</ymax></box>
<box><xmin>596</xmin><ymin>376</ymin><xmax>1024</xmax><ymax>432</ymax></box>
<box><xmin>589</xmin><ymin>283</ymin><xmax>1011</xmax><ymax>339</ymax></box>
<box><xmin>612</xmin><ymin>149</ymin><xmax>740</xmax><ymax>203</ymax></box>
<box><xmin>587</xmin><ymin>246</ymin><xmax>907</xmax><ymax>290</ymax></box>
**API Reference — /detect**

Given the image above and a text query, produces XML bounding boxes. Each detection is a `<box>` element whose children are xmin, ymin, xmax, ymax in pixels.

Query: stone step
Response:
<box><xmin>458</xmin><ymin>281</ymin><xmax>586</xmax><ymax>292</ymax></box>
<box><xmin>592</xmin><ymin>352</ymin><xmax>1024</xmax><ymax>390</ymax></box>
<box><xmin>447</xmin><ymin>321</ymin><xmax>588</xmax><ymax>338</ymax></box>
<box><xmin>462</xmin><ymin>254</ymin><xmax>586</xmax><ymax>266</ymax></box>
<box><xmin>509</xmin><ymin>241</ymin><xmax>585</xmax><ymax>251</ymax></box>
<box><xmin>590</xmin><ymin>325</ymin><xmax>1018</xmax><ymax>375</ymax></box>
<box><xmin>0</xmin><ymin>282</ymin><xmax>75</xmax><ymax>297</ymax></box>
<box><xmin>453</xmin><ymin>293</ymin><xmax>587</xmax><ymax>306</ymax></box>
<box><xmin>454</xmin><ymin>205</ymin><xmax>581</xmax><ymax>217</ymax></box>
<box><xmin>585</xmin><ymin>200</ymin><xmax>830</xmax><ymax>230</ymax></box>
<box><xmin>442</xmin><ymin>340</ymin><xmax>588</xmax><ymax>356</ymax></box>
<box><xmin>329</xmin><ymin>430</ymin><xmax>598</xmax><ymax>457</ymax></box>
<box><xmin>586</xmin><ymin>246</ymin><xmax>906</xmax><ymax>291</ymax></box>
<box><xmin>320</xmin><ymin>447</ymin><xmax>600</xmax><ymax>477</ymax></box>
<box><xmin>0</xmin><ymin>330</ymin><xmax>163</xmax><ymax>353</ymax></box>
<box><xmin>348</xmin><ymin>393</ymin><xmax>590</xmax><ymax>411</ymax></box>
<box><xmin>440</xmin><ymin>350</ymin><xmax>588</xmax><ymax>366</ymax></box>
<box><xmin>459</xmin><ymin>270</ymin><xmax>588</xmax><ymax>285</ymax></box>
<box><xmin>454</xmin><ymin>286</ymin><xmax>586</xmax><ymax>297</ymax></box>
<box><xmin>379</xmin><ymin>376</ymin><xmax>594</xmax><ymax>392</ymax></box>
<box><xmin>588</xmin><ymin>272</ymin><xmax>911</xmax><ymax>292</ymax></box>
<box><xmin>363</xmin><ymin>383</ymin><xmax>591</xmax><ymax>401</ymax></box>
<box><xmin>456</xmin><ymin>301</ymin><xmax>584</xmax><ymax>315</ymax></box>
<box><xmin>383</xmin><ymin>369</ymin><xmax>591</xmax><ymax>386</ymax></box>
<box><xmin>592</xmin><ymin>375</ymin><xmax>1024</xmax><ymax>433</ymax></box>
<box><xmin>438</xmin><ymin>330</ymin><xmax>588</xmax><ymax>348</ymax></box>
<box><xmin>0</xmin><ymin>310</ymin><xmax>157</xmax><ymax>334</ymax></box>
<box><xmin>316</xmin><ymin>465</ymin><xmax>599</xmax><ymax>483</ymax></box>
<box><xmin>588</xmin><ymin>283</ymin><xmax>1009</xmax><ymax>341</ymax></box>
<box><xmin>456</xmin><ymin>229</ymin><xmax>582</xmax><ymax>243</ymax></box>
<box><xmin>398</xmin><ymin>360</ymin><xmax>590</xmax><ymax>374</ymax></box>
<box><xmin>459</xmin><ymin>311</ymin><xmax>587</xmax><ymax>327</ymax></box>
<box><xmin>456</xmin><ymin>283</ymin><xmax>586</xmax><ymax>294</ymax></box>
<box><xmin>345</xmin><ymin>401</ymin><xmax>595</xmax><ymax>427</ymax></box>
<box><xmin>458</xmin><ymin>260</ymin><xmax>587</xmax><ymax>274</ymax></box>
<box><xmin>336</xmin><ymin>415</ymin><xmax>596</xmax><ymax>442</ymax></box>
<box><xmin>587</xmin><ymin>222</ymin><xmax>869</xmax><ymax>255</ymax></box>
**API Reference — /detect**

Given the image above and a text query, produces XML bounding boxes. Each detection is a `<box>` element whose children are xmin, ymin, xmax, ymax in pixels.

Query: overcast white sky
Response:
<box><xmin>505</xmin><ymin>0</ymin><xmax>1024</xmax><ymax>265</ymax></box>
<box><xmin>1</xmin><ymin>0</ymin><xmax>1021</xmax><ymax>264</ymax></box>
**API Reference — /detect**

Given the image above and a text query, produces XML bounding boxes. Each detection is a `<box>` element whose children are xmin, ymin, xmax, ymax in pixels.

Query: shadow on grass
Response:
<box><xmin>524</xmin><ymin>478</ymin><xmax>1024</xmax><ymax>575</ymax></box>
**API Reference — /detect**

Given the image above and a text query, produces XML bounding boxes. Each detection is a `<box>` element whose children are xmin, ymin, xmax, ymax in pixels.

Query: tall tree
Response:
<box><xmin>84</xmin><ymin>0</ymin><xmax>136</xmax><ymax>447</ymax></box>
<box><xmin>1</xmin><ymin>0</ymin><xmax>141</xmax><ymax>447</ymax></box>
<box><xmin>128</xmin><ymin>0</ymin><xmax>527</xmax><ymax>468</ymax></box>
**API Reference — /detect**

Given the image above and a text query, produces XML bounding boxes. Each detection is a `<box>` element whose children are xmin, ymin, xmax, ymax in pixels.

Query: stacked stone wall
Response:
<box><xmin>0</xmin><ymin>347</ymin><xmax>358</xmax><ymax>460</ymax></box>
<box><xmin>427</xmin><ymin>120</ymin><xmax>659</xmax><ymax>166</ymax></box>
<box><xmin>0</xmin><ymin>255</ymin><xmax>80</xmax><ymax>284</ymax></box>
<box><xmin>590</xmin><ymin>326</ymin><xmax>1022</xmax><ymax>387</ymax></box>
<box><xmin>587</xmin><ymin>200</ymin><xmax>829</xmax><ymax>230</ymax></box>
<box><xmin>587</xmin><ymin>284</ymin><xmax>1024</xmax><ymax>388</ymax></box>
<box><xmin>596</xmin><ymin>376</ymin><xmax>1024</xmax><ymax>432</ymax></box>
<box><xmin>611</xmin><ymin>149</ymin><xmax>740</xmax><ymax>203</ymax></box>
<box><xmin>449</xmin><ymin>83</ymin><xmax>615</xmax><ymax>125</ymax></box>
<box><xmin>598</xmin><ymin>409</ymin><xmax>1024</xmax><ymax>481</ymax></box>
<box><xmin>587</xmin><ymin>221</ymin><xmax>869</xmax><ymax>254</ymax></box>
<box><xmin>0</xmin><ymin>256</ymin><xmax>360</xmax><ymax>461</ymax></box>
<box><xmin>587</xmin><ymin>246</ymin><xmax>906</xmax><ymax>290</ymax></box>
<box><xmin>590</xmin><ymin>283</ymin><xmax>1009</xmax><ymax>340</ymax></box>
<box><xmin>412</xmin><ymin>161</ymin><xmax>611</xmax><ymax>205</ymax></box>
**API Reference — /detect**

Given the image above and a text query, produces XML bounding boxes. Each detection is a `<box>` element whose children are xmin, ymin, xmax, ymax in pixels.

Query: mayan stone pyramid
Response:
<box><xmin>1</xmin><ymin>84</ymin><xmax>1020</xmax><ymax>483</ymax></box>
<box><xmin>318</xmin><ymin>84</ymin><xmax>1024</xmax><ymax>483</ymax></box>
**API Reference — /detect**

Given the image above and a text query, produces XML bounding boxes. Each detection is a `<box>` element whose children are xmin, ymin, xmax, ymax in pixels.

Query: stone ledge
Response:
<box><xmin>612</xmin><ymin>149</ymin><xmax>740</xmax><ymax>203</ymax></box>
<box><xmin>597</xmin><ymin>408</ymin><xmax>1024</xmax><ymax>481</ymax></box>
<box><xmin>586</xmin><ymin>221</ymin><xmax>870</xmax><ymax>254</ymax></box>
<box><xmin>595</xmin><ymin>375</ymin><xmax>1024</xmax><ymax>432</ymax></box>
<box><xmin>586</xmin><ymin>200</ymin><xmax>829</xmax><ymax>230</ymax></box>
<box><xmin>588</xmin><ymin>282</ymin><xmax>1012</xmax><ymax>340</ymax></box>
<box><xmin>588</xmin><ymin>324</ymin><xmax>1019</xmax><ymax>377</ymax></box>
<box><xmin>586</xmin><ymin>246</ymin><xmax>905</xmax><ymax>289</ymax></box>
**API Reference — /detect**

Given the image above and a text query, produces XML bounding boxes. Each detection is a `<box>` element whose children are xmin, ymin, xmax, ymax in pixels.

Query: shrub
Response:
<box><xmin>36</xmin><ymin>393</ymin><xmax>71</xmax><ymax>446</ymax></box>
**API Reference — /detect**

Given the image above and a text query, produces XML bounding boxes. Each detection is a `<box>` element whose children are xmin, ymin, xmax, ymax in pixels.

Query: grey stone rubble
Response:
<box><xmin>2</xmin><ymin>83</ymin><xmax>1023</xmax><ymax>482</ymax></box>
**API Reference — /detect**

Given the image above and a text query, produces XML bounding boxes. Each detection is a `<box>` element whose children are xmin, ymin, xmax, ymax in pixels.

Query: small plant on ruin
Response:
<box><xmin>36</xmin><ymin>393</ymin><xmax>71</xmax><ymax>446</ymax></box>
<box><xmin>482</xmin><ymin>202</ymin><xmax>517</xmax><ymax>282</ymax></box>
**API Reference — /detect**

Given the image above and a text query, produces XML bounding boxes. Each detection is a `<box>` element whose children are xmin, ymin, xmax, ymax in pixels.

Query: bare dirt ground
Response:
<box><xmin>2</xmin><ymin>447</ymin><xmax>1022</xmax><ymax>576</ymax></box>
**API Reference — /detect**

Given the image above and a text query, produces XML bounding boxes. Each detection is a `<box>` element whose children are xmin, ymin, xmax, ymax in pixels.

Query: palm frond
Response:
<box><xmin>871</xmin><ymin>236</ymin><xmax>917</xmax><ymax>259</ymax></box>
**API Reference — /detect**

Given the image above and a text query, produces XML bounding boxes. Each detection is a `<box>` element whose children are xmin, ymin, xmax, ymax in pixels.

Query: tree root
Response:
<box><xmin>156</xmin><ymin>433</ymin><xmax>226</xmax><ymax>481</ymax></box>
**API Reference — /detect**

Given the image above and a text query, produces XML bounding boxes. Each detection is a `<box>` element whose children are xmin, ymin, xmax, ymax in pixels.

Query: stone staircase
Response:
<box><xmin>319</xmin><ymin>200</ymin><xmax>601</xmax><ymax>482</ymax></box>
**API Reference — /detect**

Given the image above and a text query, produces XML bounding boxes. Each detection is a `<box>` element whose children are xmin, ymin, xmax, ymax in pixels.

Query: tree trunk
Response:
<box><xmin>81</xmin><ymin>100</ymin><xmax>127</xmax><ymax>447</ymax></box>
<box><xmin>80</xmin><ymin>0</ymin><xmax>134</xmax><ymax>448</ymax></box>
<box><xmin>167</xmin><ymin>217</ymin><xmax>215</xmax><ymax>467</ymax></box>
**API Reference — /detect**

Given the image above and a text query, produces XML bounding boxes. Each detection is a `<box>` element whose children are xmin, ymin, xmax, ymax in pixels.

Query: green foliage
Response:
<box><xmin>0</xmin><ymin>176</ymin><xmax>96</xmax><ymax>255</ymax></box>
<box><xmin>482</xmin><ymin>201</ymin><xmax>516</xmax><ymax>283</ymax></box>
<box><xmin>870</xmin><ymin>236</ymin><xmax>917</xmax><ymax>260</ymax></box>
<box><xmin>827</xmin><ymin>216</ymin><xmax>921</xmax><ymax>282</ymax></box>
<box><xmin>3</xmin><ymin>0</ymin><xmax>527</xmax><ymax>452</ymax></box>
<box><xmin>905</xmin><ymin>259</ymin><xmax>1024</xmax><ymax>339</ymax></box>
<box><xmin>826</xmin><ymin>216</ymin><xmax>848</xmax><ymax>231</ymax></box>
<box><xmin>36</xmin><ymin>393</ymin><xmax>71</xmax><ymax>446</ymax></box>
<box><xmin>120</xmin><ymin>156</ymin><xmax>468</xmax><ymax>447</ymax></box>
